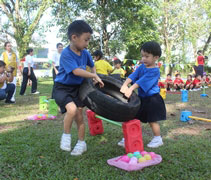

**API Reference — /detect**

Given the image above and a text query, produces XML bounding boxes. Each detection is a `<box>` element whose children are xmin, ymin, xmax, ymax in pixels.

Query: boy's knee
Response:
<box><xmin>66</xmin><ymin>102</ymin><xmax>77</xmax><ymax>115</ymax></box>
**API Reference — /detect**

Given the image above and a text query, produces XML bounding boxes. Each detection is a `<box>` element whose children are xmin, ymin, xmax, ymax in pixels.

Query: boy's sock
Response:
<box><xmin>78</xmin><ymin>140</ymin><xmax>86</xmax><ymax>144</ymax></box>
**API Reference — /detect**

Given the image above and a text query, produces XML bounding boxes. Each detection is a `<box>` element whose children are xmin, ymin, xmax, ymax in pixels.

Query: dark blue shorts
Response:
<box><xmin>136</xmin><ymin>94</ymin><xmax>166</xmax><ymax>123</ymax></box>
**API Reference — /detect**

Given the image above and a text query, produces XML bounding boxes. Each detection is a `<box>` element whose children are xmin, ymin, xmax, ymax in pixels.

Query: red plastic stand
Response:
<box><xmin>86</xmin><ymin>110</ymin><xmax>104</xmax><ymax>136</ymax></box>
<box><xmin>122</xmin><ymin>119</ymin><xmax>144</xmax><ymax>153</ymax></box>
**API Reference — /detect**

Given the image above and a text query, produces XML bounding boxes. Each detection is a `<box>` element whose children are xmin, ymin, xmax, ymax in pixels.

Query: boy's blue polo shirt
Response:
<box><xmin>55</xmin><ymin>46</ymin><xmax>94</xmax><ymax>85</ymax></box>
<box><xmin>129</xmin><ymin>64</ymin><xmax>160</xmax><ymax>97</ymax></box>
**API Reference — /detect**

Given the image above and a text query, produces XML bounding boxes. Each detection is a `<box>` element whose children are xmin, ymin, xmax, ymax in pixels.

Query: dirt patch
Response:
<box><xmin>166</xmin><ymin>124</ymin><xmax>211</xmax><ymax>138</ymax></box>
<box><xmin>0</xmin><ymin>125</ymin><xmax>15</xmax><ymax>133</ymax></box>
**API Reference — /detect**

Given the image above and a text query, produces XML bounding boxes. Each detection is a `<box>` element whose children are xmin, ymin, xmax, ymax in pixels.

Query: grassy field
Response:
<box><xmin>0</xmin><ymin>78</ymin><xmax>211</xmax><ymax>180</ymax></box>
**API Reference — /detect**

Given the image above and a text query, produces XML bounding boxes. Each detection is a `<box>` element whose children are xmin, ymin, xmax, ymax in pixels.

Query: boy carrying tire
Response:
<box><xmin>119</xmin><ymin>41</ymin><xmax>166</xmax><ymax>148</ymax></box>
<box><xmin>54</xmin><ymin>20</ymin><xmax>104</xmax><ymax>156</ymax></box>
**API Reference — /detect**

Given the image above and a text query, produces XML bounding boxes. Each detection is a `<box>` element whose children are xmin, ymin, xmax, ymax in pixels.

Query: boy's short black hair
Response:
<box><xmin>167</xmin><ymin>74</ymin><xmax>171</xmax><ymax>76</ymax></box>
<box><xmin>26</xmin><ymin>48</ymin><xmax>33</xmax><ymax>54</ymax></box>
<box><xmin>0</xmin><ymin>61</ymin><xmax>6</xmax><ymax>67</ymax></box>
<box><xmin>140</xmin><ymin>41</ymin><xmax>162</xmax><ymax>57</ymax></box>
<box><xmin>113</xmin><ymin>59</ymin><xmax>121</xmax><ymax>65</ymax></box>
<box><xmin>56</xmin><ymin>43</ymin><xmax>63</xmax><ymax>48</ymax></box>
<box><xmin>197</xmin><ymin>50</ymin><xmax>202</xmax><ymax>54</ymax></box>
<box><xmin>92</xmin><ymin>50</ymin><xmax>103</xmax><ymax>59</ymax></box>
<box><xmin>67</xmin><ymin>20</ymin><xmax>93</xmax><ymax>40</ymax></box>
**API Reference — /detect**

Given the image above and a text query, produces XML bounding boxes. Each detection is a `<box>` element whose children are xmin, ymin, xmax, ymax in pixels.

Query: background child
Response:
<box><xmin>192</xmin><ymin>74</ymin><xmax>202</xmax><ymax>91</ymax></box>
<box><xmin>165</xmin><ymin>74</ymin><xmax>173</xmax><ymax>91</ymax></box>
<box><xmin>206</xmin><ymin>74</ymin><xmax>210</xmax><ymax>85</ymax></box>
<box><xmin>158</xmin><ymin>78</ymin><xmax>165</xmax><ymax>89</ymax></box>
<box><xmin>93</xmin><ymin>50</ymin><xmax>113</xmax><ymax>75</ymax></box>
<box><xmin>0</xmin><ymin>61</ymin><xmax>15</xmax><ymax>103</ymax></box>
<box><xmin>196</xmin><ymin>50</ymin><xmax>205</xmax><ymax>77</ymax></box>
<box><xmin>20</xmin><ymin>48</ymin><xmax>39</xmax><ymax>95</ymax></box>
<box><xmin>111</xmin><ymin>59</ymin><xmax>125</xmax><ymax>80</ymax></box>
<box><xmin>119</xmin><ymin>41</ymin><xmax>166</xmax><ymax>148</ymax></box>
<box><xmin>0</xmin><ymin>42</ymin><xmax>18</xmax><ymax>102</ymax></box>
<box><xmin>51</xmin><ymin>43</ymin><xmax>63</xmax><ymax>98</ymax></box>
<box><xmin>185</xmin><ymin>74</ymin><xmax>193</xmax><ymax>90</ymax></box>
<box><xmin>173</xmin><ymin>74</ymin><xmax>184</xmax><ymax>91</ymax></box>
<box><xmin>54</xmin><ymin>20</ymin><xmax>104</xmax><ymax>156</ymax></box>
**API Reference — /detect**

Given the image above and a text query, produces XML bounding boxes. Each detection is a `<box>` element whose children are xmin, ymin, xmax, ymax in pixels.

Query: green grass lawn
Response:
<box><xmin>0</xmin><ymin>78</ymin><xmax>211</xmax><ymax>180</ymax></box>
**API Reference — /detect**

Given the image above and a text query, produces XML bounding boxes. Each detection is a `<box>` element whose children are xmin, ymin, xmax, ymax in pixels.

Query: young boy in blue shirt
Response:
<box><xmin>119</xmin><ymin>41</ymin><xmax>166</xmax><ymax>148</ymax></box>
<box><xmin>54</xmin><ymin>20</ymin><xmax>104</xmax><ymax>156</ymax></box>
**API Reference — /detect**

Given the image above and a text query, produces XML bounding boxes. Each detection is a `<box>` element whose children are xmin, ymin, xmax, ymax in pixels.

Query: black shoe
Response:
<box><xmin>5</xmin><ymin>100</ymin><xmax>15</xmax><ymax>104</ymax></box>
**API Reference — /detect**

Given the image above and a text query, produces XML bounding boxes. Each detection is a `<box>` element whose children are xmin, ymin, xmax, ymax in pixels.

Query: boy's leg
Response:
<box><xmin>71</xmin><ymin>107</ymin><xmax>87</xmax><ymax>156</ymax></box>
<box><xmin>5</xmin><ymin>84</ymin><xmax>15</xmax><ymax>103</ymax></box>
<box><xmin>0</xmin><ymin>89</ymin><xmax>6</xmax><ymax>100</ymax></box>
<box><xmin>147</xmin><ymin>122</ymin><xmax>163</xmax><ymax>148</ymax></box>
<box><xmin>60</xmin><ymin>102</ymin><xmax>77</xmax><ymax>151</ymax></box>
<box><xmin>30</xmin><ymin>68</ymin><xmax>38</xmax><ymax>93</ymax></box>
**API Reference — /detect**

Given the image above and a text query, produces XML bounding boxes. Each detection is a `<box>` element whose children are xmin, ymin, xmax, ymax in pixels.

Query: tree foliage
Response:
<box><xmin>0</xmin><ymin>0</ymin><xmax>54</xmax><ymax>58</ymax></box>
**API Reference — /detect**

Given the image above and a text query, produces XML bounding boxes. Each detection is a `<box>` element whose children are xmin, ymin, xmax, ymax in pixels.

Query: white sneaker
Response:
<box><xmin>147</xmin><ymin>137</ymin><xmax>163</xmax><ymax>148</ymax></box>
<box><xmin>71</xmin><ymin>141</ymin><xmax>87</xmax><ymax>156</ymax></box>
<box><xmin>32</xmin><ymin>91</ymin><xmax>40</xmax><ymax>94</ymax></box>
<box><xmin>117</xmin><ymin>138</ymin><xmax>125</xmax><ymax>147</ymax></box>
<box><xmin>60</xmin><ymin>134</ymin><xmax>71</xmax><ymax>151</ymax></box>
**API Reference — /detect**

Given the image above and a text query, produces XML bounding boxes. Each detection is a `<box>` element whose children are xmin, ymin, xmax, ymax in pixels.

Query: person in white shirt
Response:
<box><xmin>52</xmin><ymin>43</ymin><xmax>63</xmax><ymax>98</ymax></box>
<box><xmin>20</xmin><ymin>48</ymin><xmax>39</xmax><ymax>95</ymax></box>
<box><xmin>0</xmin><ymin>61</ymin><xmax>15</xmax><ymax>103</ymax></box>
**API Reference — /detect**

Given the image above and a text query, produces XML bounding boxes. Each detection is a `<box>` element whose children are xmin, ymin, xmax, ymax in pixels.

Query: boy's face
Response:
<box><xmin>57</xmin><ymin>45</ymin><xmax>63</xmax><ymax>53</ymax></box>
<box><xmin>141</xmin><ymin>50</ymin><xmax>159</xmax><ymax>67</ymax></box>
<box><xmin>93</xmin><ymin>56</ymin><xmax>100</xmax><ymax>61</ymax></box>
<box><xmin>115</xmin><ymin>63</ymin><xmax>121</xmax><ymax>69</ymax></box>
<box><xmin>167</xmin><ymin>75</ymin><xmax>171</xmax><ymax>79</ymax></box>
<box><xmin>71</xmin><ymin>32</ymin><xmax>91</xmax><ymax>51</ymax></box>
<box><xmin>188</xmin><ymin>76</ymin><xmax>192</xmax><ymax>80</ymax></box>
<box><xmin>176</xmin><ymin>75</ymin><xmax>181</xmax><ymax>79</ymax></box>
<box><xmin>197</xmin><ymin>76</ymin><xmax>201</xmax><ymax>80</ymax></box>
<box><xmin>0</xmin><ymin>66</ymin><xmax>5</xmax><ymax>73</ymax></box>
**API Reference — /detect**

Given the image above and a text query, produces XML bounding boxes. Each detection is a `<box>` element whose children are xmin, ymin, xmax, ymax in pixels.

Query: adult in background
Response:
<box><xmin>0</xmin><ymin>42</ymin><xmax>18</xmax><ymax>102</ymax></box>
<box><xmin>51</xmin><ymin>43</ymin><xmax>63</xmax><ymax>98</ymax></box>
<box><xmin>195</xmin><ymin>50</ymin><xmax>205</xmax><ymax>77</ymax></box>
<box><xmin>20</xmin><ymin>48</ymin><xmax>39</xmax><ymax>95</ymax></box>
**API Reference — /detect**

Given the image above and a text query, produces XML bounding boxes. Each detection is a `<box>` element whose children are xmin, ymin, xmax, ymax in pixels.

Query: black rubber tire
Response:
<box><xmin>79</xmin><ymin>75</ymin><xmax>141</xmax><ymax>122</ymax></box>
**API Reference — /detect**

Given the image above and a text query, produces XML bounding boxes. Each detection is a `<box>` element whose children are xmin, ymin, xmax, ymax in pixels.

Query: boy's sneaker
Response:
<box><xmin>71</xmin><ymin>141</ymin><xmax>87</xmax><ymax>156</ymax></box>
<box><xmin>32</xmin><ymin>91</ymin><xmax>40</xmax><ymax>95</ymax></box>
<box><xmin>147</xmin><ymin>137</ymin><xmax>163</xmax><ymax>148</ymax></box>
<box><xmin>60</xmin><ymin>134</ymin><xmax>71</xmax><ymax>151</ymax></box>
<box><xmin>117</xmin><ymin>138</ymin><xmax>125</xmax><ymax>147</ymax></box>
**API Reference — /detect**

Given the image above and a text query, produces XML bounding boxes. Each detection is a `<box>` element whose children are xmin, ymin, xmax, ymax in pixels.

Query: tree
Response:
<box><xmin>0</xmin><ymin>0</ymin><xmax>55</xmax><ymax>58</ymax></box>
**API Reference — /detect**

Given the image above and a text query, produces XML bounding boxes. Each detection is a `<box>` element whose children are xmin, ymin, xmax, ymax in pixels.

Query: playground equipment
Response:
<box><xmin>200</xmin><ymin>86</ymin><xmax>208</xmax><ymax>97</ymax></box>
<box><xmin>86</xmin><ymin>110</ymin><xmax>144</xmax><ymax>153</ymax></box>
<box><xmin>39</xmin><ymin>96</ymin><xmax>58</xmax><ymax>116</ymax></box>
<box><xmin>180</xmin><ymin>111</ymin><xmax>211</xmax><ymax>122</ymax></box>
<box><xmin>160</xmin><ymin>88</ymin><xmax>166</xmax><ymax>100</ymax></box>
<box><xmin>181</xmin><ymin>90</ymin><xmax>188</xmax><ymax>102</ymax></box>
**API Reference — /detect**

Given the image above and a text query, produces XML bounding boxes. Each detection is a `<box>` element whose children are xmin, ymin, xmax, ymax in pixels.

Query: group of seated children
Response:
<box><xmin>158</xmin><ymin>73</ymin><xmax>211</xmax><ymax>91</ymax></box>
<box><xmin>92</xmin><ymin>50</ymin><xmax>125</xmax><ymax>80</ymax></box>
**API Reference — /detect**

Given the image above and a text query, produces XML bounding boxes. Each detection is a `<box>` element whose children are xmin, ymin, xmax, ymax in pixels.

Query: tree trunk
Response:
<box><xmin>203</xmin><ymin>32</ymin><xmax>211</xmax><ymax>54</ymax></box>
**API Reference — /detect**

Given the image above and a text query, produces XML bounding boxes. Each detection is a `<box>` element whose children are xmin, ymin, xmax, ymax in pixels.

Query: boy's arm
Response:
<box><xmin>73</xmin><ymin>68</ymin><xmax>104</xmax><ymax>87</ymax></box>
<box><xmin>90</xmin><ymin>66</ymin><xmax>96</xmax><ymax>74</ymax></box>
<box><xmin>120</xmin><ymin>78</ymin><xmax>132</xmax><ymax>94</ymax></box>
<box><xmin>124</xmin><ymin>83</ymin><xmax>139</xmax><ymax>98</ymax></box>
<box><xmin>0</xmin><ymin>74</ymin><xmax>7</xmax><ymax>83</ymax></box>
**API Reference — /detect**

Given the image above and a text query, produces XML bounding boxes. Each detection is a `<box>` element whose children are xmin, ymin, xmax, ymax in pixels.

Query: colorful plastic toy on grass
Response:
<box><xmin>27</xmin><ymin>114</ymin><xmax>56</xmax><ymax>120</ymax></box>
<box><xmin>107</xmin><ymin>151</ymin><xmax>162</xmax><ymax>171</ymax></box>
